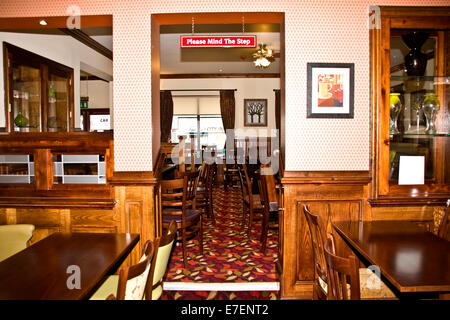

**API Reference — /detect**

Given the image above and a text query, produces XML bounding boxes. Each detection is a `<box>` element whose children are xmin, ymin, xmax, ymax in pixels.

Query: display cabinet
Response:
<box><xmin>370</xmin><ymin>7</ymin><xmax>449</xmax><ymax>204</ymax></box>
<box><xmin>4</xmin><ymin>43</ymin><xmax>74</xmax><ymax>132</ymax></box>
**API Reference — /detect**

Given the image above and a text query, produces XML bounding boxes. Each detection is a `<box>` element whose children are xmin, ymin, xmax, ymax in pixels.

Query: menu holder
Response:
<box><xmin>398</xmin><ymin>155</ymin><xmax>425</xmax><ymax>185</ymax></box>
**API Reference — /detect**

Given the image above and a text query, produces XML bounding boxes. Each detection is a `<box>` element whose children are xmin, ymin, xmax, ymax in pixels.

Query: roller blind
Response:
<box><xmin>173</xmin><ymin>96</ymin><xmax>220</xmax><ymax>115</ymax></box>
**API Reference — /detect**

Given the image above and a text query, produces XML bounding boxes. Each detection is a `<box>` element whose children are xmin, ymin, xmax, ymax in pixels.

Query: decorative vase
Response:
<box><xmin>14</xmin><ymin>110</ymin><xmax>28</xmax><ymax>127</ymax></box>
<box><xmin>421</xmin><ymin>93</ymin><xmax>440</xmax><ymax>134</ymax></box>
<box><xmin>401</xmin><ymin>31</ymin><xmax>429</xmax><ymax>76</ymax></box>
<box><xmin>389</xmin><ymin>93</ymin><xmax>401</xmax><ymax>135</ymax></box>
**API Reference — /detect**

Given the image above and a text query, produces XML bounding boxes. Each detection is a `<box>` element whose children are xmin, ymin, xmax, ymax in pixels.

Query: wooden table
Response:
<box><xmin>0</xmin><ymin>232</ymin><xmax>139</xmax><ymax>300</ymax></box>
<box><xmin>333</xmin><ymin>221</ymin><xmax>450</xmax><ymax>298</ymax></box>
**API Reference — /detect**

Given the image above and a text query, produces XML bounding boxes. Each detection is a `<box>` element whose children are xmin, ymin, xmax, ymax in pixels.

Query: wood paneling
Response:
<box><xmin>280</xmin><ymin>172</ymin><xmax>367</xmax><ymax>299</ymax></box>
<box><xmin>279</xmin><ymin>168</ymin><xmax>444</xmax><ymax>300</ymax></box>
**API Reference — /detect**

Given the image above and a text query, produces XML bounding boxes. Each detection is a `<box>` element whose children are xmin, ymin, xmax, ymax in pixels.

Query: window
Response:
<box><xmin>171</xmin><ymin>94</ymin><xmax>225</xmax><ymax>151</ymax></box>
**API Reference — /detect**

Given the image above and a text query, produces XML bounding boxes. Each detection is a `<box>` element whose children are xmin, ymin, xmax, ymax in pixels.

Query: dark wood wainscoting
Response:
<box><xmin>280</xmin><ymin>171</ymin><xmax>370</xmax><ymax>299</ymax></box>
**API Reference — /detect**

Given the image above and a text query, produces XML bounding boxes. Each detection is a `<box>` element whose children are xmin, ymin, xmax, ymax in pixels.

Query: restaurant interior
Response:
<box><xmin>0</xmin><ymin>2</ymin><xmax>448</xmax><ymax>302</ymax></box>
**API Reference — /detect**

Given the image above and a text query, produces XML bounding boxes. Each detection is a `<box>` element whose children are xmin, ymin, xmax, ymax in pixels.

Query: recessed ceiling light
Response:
<box><xmin>218</xmin><ymin>68</ymin><xmax>223</xmax><ymax>72</ymax></box>
<box><xmin>39</xmin><ymin>20</ymin><xmax>48</xmax><ymax>26</ymax></box>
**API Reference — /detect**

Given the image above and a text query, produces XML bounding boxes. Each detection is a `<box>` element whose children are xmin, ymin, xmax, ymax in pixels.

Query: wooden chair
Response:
<box><xmin>90</xmin><ymin>240</ymin><xmax>154</xmax><ymax>300</ymax></box>
<box><xmin>437</xmin><ymin>200</ymin><xmax>450</xmax><ymax>241</ymax></box>
<box><xmin>303</xmin><ymin>205</ymin><xmax>396</xmax><ymax>300</ymax></box>
<box><xmin>195</xmin><ymin>162</ymin><xmax>216</xmax><ymax>224</ymax></box>
<box><xmin>146</xmin><ymin>220</ymin><xmax>177</xmax><ymax>300</ymax></box>
<box><xmin>224</xmin><ymin>145</ymin><xmax>241</xmax><ymax>190</ymax></box>
<box><xmin>258</xmin><ymin>170</ymin><xmax>280</xmax><ymax>253</ymax></box>
<box><xmin>302</xmin><ymin>205</ymin><xmax>328</xmax><ymax>300</ymax></box>
<box><xmin>161</xmin><ymin>171</ymin><xmax>203</xmax><ymax>268</ymax></box>
<box><xmin>0</xmin><ymin>224</ymin><xmax>35</xmax><ymax>262</ymax></box>
<box><xmin>323</xmin><ymin>234</ymin><xmax>361</xmax><ymax>300</ymax></box>
<box><xmin>239</xmin><ymin>163</ymin><xmax>263</xmax><ymax>237</ymax></box>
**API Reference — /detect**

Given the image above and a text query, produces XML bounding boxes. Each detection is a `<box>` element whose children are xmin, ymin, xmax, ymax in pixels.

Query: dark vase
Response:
<box><xmin>401</xmin><ymin>31</ymin><xmax>429</xmax><ymax>76</ymax></box>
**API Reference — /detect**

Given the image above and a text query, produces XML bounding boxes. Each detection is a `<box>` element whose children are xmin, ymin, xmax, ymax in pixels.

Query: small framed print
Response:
<box><xmin>307</xmin><ymin>62</ymin><xmax>354</xmax><ymax>118</ymax></box>
<box><xmin>244</xmin><ymin>99</ymin><xmax>267</xmax><ymax>126</ymax></box>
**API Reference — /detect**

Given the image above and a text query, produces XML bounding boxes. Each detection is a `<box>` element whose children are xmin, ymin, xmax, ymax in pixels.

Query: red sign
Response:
<box><xmin>180</xmin><ymin>35</ymin><xmax>257</xmax><ymax>48</ymax></box>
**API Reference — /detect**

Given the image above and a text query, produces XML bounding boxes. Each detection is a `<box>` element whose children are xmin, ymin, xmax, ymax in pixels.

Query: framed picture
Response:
<box><xmin>307</xmin><ymin>62</ymin><xmax>354</xmax><ymax>118</ymax></box>
<box><xmin>244</xmin><ymin>99</ymin><xmax>267</xmax><ymax>126</ymax></box>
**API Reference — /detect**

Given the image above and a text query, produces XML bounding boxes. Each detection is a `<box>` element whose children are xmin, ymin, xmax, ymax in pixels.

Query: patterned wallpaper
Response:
<box><xmin>0</xmin><ymin>0</ymin><xmax>448</xmax><ymax>171</ymax></box>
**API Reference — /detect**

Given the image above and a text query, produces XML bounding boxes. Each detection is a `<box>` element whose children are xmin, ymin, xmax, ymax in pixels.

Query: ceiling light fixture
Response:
<box><xmin>252</xmin><ymin>44</ymin><xmax>275</xmax><ymax>69</ymax></box>
<box><xmin>39</xmin><ymin>19</ymin><xmax>48</xmax><ymax>26</ymax></box>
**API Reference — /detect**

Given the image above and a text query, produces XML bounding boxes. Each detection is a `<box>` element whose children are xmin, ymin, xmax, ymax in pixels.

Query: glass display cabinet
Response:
<box><xmin>370</xmin><ymin>6</ymin><xmax>449</xmax><ymax>203</ymax></box>
<box><xmin>4</xmin><ymin>43</ymin><xmax>74</xmax><ymax>132</ymax></box>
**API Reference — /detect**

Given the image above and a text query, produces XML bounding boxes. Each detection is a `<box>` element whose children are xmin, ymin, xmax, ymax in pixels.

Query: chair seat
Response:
<box><xmin>90</xmin><ymin>275</ymin><xmax>118</xmax><ymax>300</ymax></box>
<box><xmin>162</xmin><ymin>209</ymin><xmax>202</xmax><ymax>224</ymax></box>
<box><xmin>318</xmin><ymin>268</ymin><xmax>396</xmax><ymax>299</ymax></box>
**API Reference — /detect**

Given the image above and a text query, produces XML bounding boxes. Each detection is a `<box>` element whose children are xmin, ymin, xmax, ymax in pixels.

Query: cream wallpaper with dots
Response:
<box><xmin>0</xmin><ymin>0</ymin><xmax>448</xmax><ymax>171</ymax></box>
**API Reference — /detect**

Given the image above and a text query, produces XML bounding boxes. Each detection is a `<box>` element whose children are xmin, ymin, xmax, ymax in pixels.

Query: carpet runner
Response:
<box><xmin>162</xmin><ymin>185</ymin><xmax>279</xmax><ymax>300</ymax></box>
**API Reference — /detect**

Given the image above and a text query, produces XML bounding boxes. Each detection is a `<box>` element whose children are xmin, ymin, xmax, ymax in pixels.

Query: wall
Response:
<box><xmin>0</xmin><ymin>0</ymin><xmax>448</xmax><ymax>171</ymax></box>
<box><xmin>161</xmin><ymin>78</ymin><xmax>280</xmax><ymax>137</ymax></box>
<box><xmin>0</xmin><ymin>31</ymin><xmax>113</xmax><ymax>129</ymax></box>
<box><xmin>80</xmin><ymin>80</ymin><xmax>112</xmax><ymax>109</ymax></box>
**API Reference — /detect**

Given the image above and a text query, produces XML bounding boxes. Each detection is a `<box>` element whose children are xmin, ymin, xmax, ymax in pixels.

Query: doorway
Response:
<box><xmin>151</xmin><ymin>12</ymin><xmax>285</xmax><ymax>297</ymax></box>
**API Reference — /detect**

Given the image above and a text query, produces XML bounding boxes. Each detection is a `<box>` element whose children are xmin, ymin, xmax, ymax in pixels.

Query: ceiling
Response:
<box><xmin>3</xmin><ymin>23</ymin><xmax>280</xmax><ymax>75</ymax></box>
<box><xmin>160</xmin><ymin>23</ymin><xmax>280</xmax><ymax>74</ymax></box>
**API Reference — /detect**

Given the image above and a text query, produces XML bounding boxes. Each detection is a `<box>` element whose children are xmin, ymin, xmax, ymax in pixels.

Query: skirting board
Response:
<box><xmin>163</xmin><ymin>282</ymin><xmax>280</xmax><ymax>292</ymax></box>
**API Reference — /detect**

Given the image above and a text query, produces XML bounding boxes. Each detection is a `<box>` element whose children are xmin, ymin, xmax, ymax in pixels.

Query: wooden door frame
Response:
<box><xmin>151</xmin><ymin>12</ymin><xmax>286</xmax><ymax>170</ymax></box>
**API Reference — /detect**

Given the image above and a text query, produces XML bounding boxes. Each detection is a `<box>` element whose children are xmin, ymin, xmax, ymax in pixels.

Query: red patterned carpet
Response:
<box><xmin>162</xmin><ymin>185</ymin><xmax>279</xmax><ymax>300</ymax></box>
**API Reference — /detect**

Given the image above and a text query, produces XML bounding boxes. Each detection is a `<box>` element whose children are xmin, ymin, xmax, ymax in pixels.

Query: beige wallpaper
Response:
<box><xmin>0</xmin><ymin>0</ymin><xmax>448</xmax><ymax>171</ymax></box>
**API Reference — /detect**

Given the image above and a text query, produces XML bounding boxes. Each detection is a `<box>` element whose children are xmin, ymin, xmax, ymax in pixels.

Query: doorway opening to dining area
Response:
<box><xmin>151</xmin><ymin>12</ymin><xmax>285</xmax><ymax>299</ymax></box>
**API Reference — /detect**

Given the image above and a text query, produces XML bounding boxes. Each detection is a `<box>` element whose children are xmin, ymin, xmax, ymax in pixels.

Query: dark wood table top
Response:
<box><xmin>0</xmin><ymin>232</ymin><xmax>139</xmax><ymax>300</ymax></box>
<box><xmin>333</xmin><ymin>221</ymin><xmax>450</xmax><ymax>294</ymax></box>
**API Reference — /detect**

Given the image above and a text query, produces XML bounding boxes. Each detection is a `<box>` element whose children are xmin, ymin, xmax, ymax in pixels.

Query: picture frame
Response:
<box><xmin>307</xmin><ymin>62</ymin><xmax>354</xmax><ymax>118</ymax></box>
<box><xmin>244</xmin><ymin>99</ymin><xmax>268</xmax><ymax>126</ymax></box>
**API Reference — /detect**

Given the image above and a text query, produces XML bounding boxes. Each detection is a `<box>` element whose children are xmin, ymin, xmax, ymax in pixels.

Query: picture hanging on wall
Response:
<box><xmin>307</xmin><ymin>62</ymin><xmax>354</xmax><ymax>118</ymax></box>
<box><xmin>244</xmin><ymin>99</ymin><xmax>267</xmax><ymax>126</ymax></box>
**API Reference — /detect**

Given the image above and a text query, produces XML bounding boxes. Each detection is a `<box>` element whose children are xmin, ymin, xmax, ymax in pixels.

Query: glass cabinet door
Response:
<box><xmin>5</xmin><ymin>43</ymin><xmax>74</xmax><ymax>133</ymax></box>
<box><xmin>47</xmin><ymin>72</ymin><xmax>70</xmax><ymax>132</ymax></box>
<box><xmin>388</xmin><ymin>30</ymin><xmax>449</xmax><ymax>188</ymax></box>
<box><xmin>11</xmin><ymin>63</ymin><xmax>41</xmax><ymax>132</ymax></box>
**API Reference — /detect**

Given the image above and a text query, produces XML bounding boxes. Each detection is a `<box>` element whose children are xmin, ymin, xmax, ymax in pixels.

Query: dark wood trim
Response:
<box><xmin>161</xmin><ymin>73</ymin><xmax>280</xmax><ymax>79</ymax></box>
<box><xmin>109</xmin><ymin>171</ymin><xmax>157</xmax><ymax>186</ymax></box>
<box><xmin>368</xmin><ymin>197</ymin><xmax>448</xmax><ymax>207</ymax></box>
<box><xmin>0</xmin><ymin>15</ymin><xmax>112</xmax><ymax>30</ymax></box>
<box><xmin>59</xmin><ymin>28</ymin><xmax>113</xmax><ymax>60</ymax></box>
<box><xmin>0</xmin><ymin>197</ymin><xmax>116</xmax><ymax>209</ymax></box>
<box><xmin>282</xmin><ymin>171</ymin><xmax>371</xmax><ymax>185</ymax></box>
<box><xmin>152</xmin><ymin>12</ymin><xmax>284</xmax><ymax>25</ymax></box>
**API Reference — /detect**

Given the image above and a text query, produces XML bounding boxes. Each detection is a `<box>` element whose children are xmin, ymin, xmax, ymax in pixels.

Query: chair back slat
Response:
<box><xmin>116</xmin><ymin>240</ymin><xmax>154</xmax><ymax>300</ymax></box>
<box><xmin>324</xmin><ymin>234</ymin><xmax>360</xmax><ymax>300</ymax></box>
<box><xmin>303</xmin><ymin>205</ymin><xmax>328</xmax><ymax>283</ymax></box>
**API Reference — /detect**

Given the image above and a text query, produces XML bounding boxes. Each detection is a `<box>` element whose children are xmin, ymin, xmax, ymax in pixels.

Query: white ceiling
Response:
<box><xmin>160</xmin><ymin>32</ymin><xmax>280</xmax><ymax>74</ymax></box>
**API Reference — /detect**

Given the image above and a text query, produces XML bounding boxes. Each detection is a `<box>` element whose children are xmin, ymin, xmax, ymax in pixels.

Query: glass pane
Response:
<box><xmin>0</xmin><ymin>155</ymin><xmax>34</xmax><ymax>183</ymax></box>
<box><xmin>171</xmin><ymin>115</ymin><xmax>197</xmax><ymax>142</ymax></box>
<box><xmin>47</xmin><ymin>74</ymin><xmax>68</xmax><ymax>132</ymax></box>
<box><xmin>199</xmin><ymin>115</ymin><xmax>226</xmax><ymax>151</ymax></box>
<box><xmin>53</xmin><ymin>154</ymin><xmax>105</xmax><ymax>184</ymax></box>
<box><xmin>389</xmin><ymin>32</ymin><xmax>449</xmax><ymax>184</ymax></box>
<box><xmin>12</xmin><ymin>65</ymin><xmax>41</xmax><ymax>132</ymax></box>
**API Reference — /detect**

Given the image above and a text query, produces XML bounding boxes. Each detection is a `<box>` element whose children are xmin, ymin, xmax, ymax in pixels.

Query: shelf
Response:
<box><xmin>390</xmin><ymin>76</ymin><xmax>450</xmax><ymax>84</ymax></box>
<box><xmin>391</xmin><ymin>133</ymin><xmax>449</xmax><ymax>138</ymax></box>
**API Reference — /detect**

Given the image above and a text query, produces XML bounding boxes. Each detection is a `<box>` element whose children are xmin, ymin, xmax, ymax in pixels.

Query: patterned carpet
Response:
<box><xmin>162</xmin><ymin>185</ymin><xmax>279</xmax><ymax>300</ymax></box>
